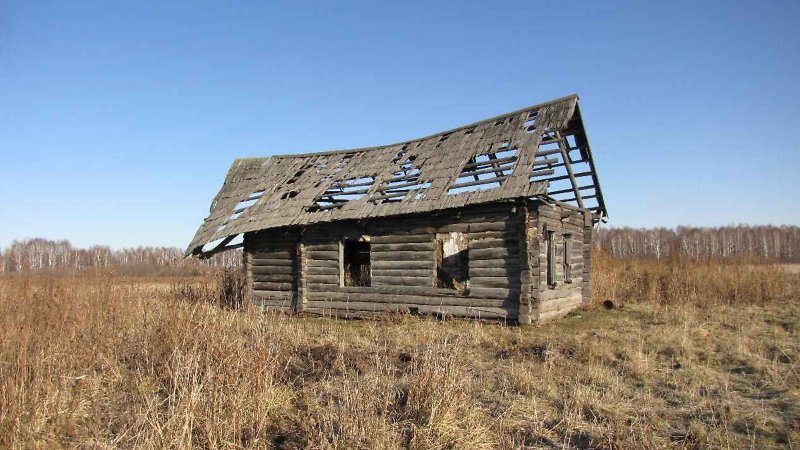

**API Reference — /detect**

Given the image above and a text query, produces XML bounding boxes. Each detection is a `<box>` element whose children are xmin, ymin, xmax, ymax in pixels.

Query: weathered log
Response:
<box><xmin>253</xmin><ymin>274</ymin><xmax>295</xmax><ymax>284</ymax></box>
<box><xmin>372</xmin><ymin>276</ymin><xmax>432</xmax><ymax>287</ymax></box>
<box><xmin>371</xmin><ymin>260</ymin><xmax>433</xmax><ymax>270</ymax></box>
<box><xmin>251</xmin><ymin>265</ymin><xmax>295</xmax><ymax>274</ymax></box>
<box><xmin>372</xmin><ymin>268</ymin><xmax>432</xmax><ymax>277</ymax></box>
<box><xmin>469</xmin><ymin>258</ymin><xmax>519</xmax><ymax>269</ymax></box>
<box><xmin>371</xmin><ymin>242</ymin><xmax>435</xmax><ymax>252</ymax></box>
<box><xmin>469</xmin><ymin>247</ymin><xmax>515</xmax><ymax>260</ymax></box>
<box><xmin>307</xmin><ymin>250</ymin><xmax>339</xmax><ymax>261</ymax></box>
<box><xmin>306</xmin><ymin>300</ymin><xmax>516</xmax><ymax>319</ymax></box>
<box><xmin>306</xmin><ymin>274</ymin><xmax>339</xmax><ymax>285</ymax></box>
<box><xmin>374</xmin><ymin>251</ymin><xmax>431</xmax><ymax>261</ymax></box>
<box><xmin>253</xmin><ymin>281</ymin><xmax>294</xmax><ymax>291</ymax></box>
<box><xmin>470</xmin><ymin>277</ymin><xmax>521</xmax><ymax>289</ymax></box>
<box><xmin>469</xmin><ymin>267</ymin><xmax>514</xmax><ymax>277</ymax></box>
<box><xmin>306</xmin><ymin>259</ymin><xmax>340</xmax><ymax>268</ymax></box>
<box><xmin>371</xmin><ymin>234</ymin><xmax>434</xmax><ymax>244</ymax></box>
<box><xmin>250</xmin><ymin>258</ymin><xmax>293</xmax><ymax>267</ymax></box>
<box><xmin>307</xmin><ymin>266</ymin><xmax>339</xmax><ymax>276</ymax></box>
<box><xmin>469</xmin><ymin>238</ymin><xmax>517</xmax><ymax>250</ymax></box>
<box><xmin>305</xmin><ymin>291</ymin><xmax>512</xmax><ymax>308</ymax></box>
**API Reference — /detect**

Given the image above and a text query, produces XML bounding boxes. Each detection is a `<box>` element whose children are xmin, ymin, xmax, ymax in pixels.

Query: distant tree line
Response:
<box><xmin>0</xmin><ymin>238</ymin><xmax>240</xmax><ymax>274</ymax></box>
<box><xmin>594</xmin><ymin>225</ymin><xmax>800</xmax><ymax>262</ymax></box>
<box><xmin>2</xmin><ymin>226</ymin><xmax>798</xmax><ymax>273</ymax></box>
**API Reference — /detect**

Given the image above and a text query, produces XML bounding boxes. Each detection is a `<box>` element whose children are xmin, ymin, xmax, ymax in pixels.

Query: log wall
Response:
<box><xmin>529</xmin><ymin>201</ymin><xmax>592</xmax><ymax>322</ymax></box>
<box><xmin>245</xmin><ymin>203</ymin><xmax>523</xmax><ymax>321</ymax></box>
<box><xmin>245</xmin><ymin>229</ymin><xmax>301</xmax><ymax>313</ymax></box>
<box><xmin>242</xmin><ymin>200</ymin><xmax>594</xmax><ymax>323</ymax></box>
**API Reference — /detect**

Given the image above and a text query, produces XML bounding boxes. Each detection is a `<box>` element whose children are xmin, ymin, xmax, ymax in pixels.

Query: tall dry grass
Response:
<box><xmin>0</xmin><ymin>254</ymin><xmax>798</xmax><ymax>448</ymax></box>
<box><xmin>591</xmin><ymin>249</ymin><xmax>794</xmax><ymax>306</ymax></box>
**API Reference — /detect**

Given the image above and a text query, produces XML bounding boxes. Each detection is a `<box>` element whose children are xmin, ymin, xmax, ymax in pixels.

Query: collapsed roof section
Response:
<box><xmin>187</xmin><ymin>94</ymin><xmax>606</xmax><ymax>257</ymax></box>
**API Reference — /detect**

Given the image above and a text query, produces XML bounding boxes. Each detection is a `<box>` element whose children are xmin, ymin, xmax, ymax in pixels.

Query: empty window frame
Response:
<box><xmin>563</xmin><ymin>234</ymin><xmax>573</xmax><ymax>283</ymax></box>
<box><xmin>447</xmin><ymin>143</ymin><xmax>518</xmax><ymax>195</ymax></box>
<box><xmin>435</xmin><ymin>232</ymin><xmax>469</xmax><ymax>292</ymax></box>
<box><xmin>340</xmin><ymin>237</ymin><xmax>371</xmax><ymax>287</ymax></box>
<box><xmin>546</xmin><ymin>230</ymin><xmax>556</xmax><ymax>288</ymax></box>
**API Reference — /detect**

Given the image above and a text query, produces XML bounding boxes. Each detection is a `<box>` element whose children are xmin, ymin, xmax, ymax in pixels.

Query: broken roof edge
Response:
<box><xmin>186</xmin><ymin>195</ymin><xmax>544</xmax><ymax>259</ymax></box>
<box><xmin>233</xmin><ymin>93</ymin><xmax>580</xmax><ymax>162</ymax></box>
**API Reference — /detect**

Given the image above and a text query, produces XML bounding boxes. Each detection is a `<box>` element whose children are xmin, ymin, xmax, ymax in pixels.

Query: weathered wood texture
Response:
<box><xmin>186</xmin><ymin>95</ymin><xmax>610</xmax><ymax>258</ymax></box>
<box><xmin>528</xmin><ymin>200</ymin><xmax>591</xmax><ymax>321</ymax></box>
<box><xmin>242</xmin><ymin>200</ymin><xmax>595</xmax><ymax>323</ymax></box>
<box><xmin>245</xmin><ymin>203</ymin><xmax>523</xmax><ymax>320</ymax></box>
<box><xmin>246</xmin><ymin>229</ymin><xmax>301</xmax><ymax>312</ymax></box>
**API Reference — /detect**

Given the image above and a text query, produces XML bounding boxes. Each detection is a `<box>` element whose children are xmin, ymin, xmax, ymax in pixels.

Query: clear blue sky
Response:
<box><xmin>1</xmin><ymin>1</ymin><xmax>799</xmax><ymax>249</ymax></box>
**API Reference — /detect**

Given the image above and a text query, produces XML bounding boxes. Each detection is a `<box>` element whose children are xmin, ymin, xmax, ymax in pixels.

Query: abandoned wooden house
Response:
<box><xmin>186</xmin><ymin>94</ymin><xmax>607</xmax><ymax>323</ymax></box>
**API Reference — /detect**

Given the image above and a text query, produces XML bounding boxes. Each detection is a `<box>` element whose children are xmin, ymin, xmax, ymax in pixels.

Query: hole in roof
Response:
<box><xmin>307</xmin><ymin>176</ymin><xmax>375</xmax><ymax>212</ymax></box>
<box><xmin>287</xmin><ymin>169</ymin><xmax>305</xmax><ymax>184</ymax></box>
<box><xmin>447</xmin><ymin>147</ymin><xmax>518</xmax><ymax>195</ymax></box>
<box><xmin>565</xmin><ymin>134</ymin><xmax>577</xmax><ymax>149</ymax></box>
<box><xmin>524</xmin><ymin>111</ymin><xmax>538</xmax><ymax>133</ymax></box>
<box><xmin>370</xmin><ymin>158</ymin><xmax>430</xmax><ymax>204</ymax></box>
<box><xmin>201</xmin><ymin>234</ymin><xmax>243</xmax><ymax>253</ymax></box>
<box><xmin>494</xmin><ymin>119</ymin><xmax>505</xmax><ymax>126</ymax></box>
<box><xmin>463</xmin><ymin>126</ymin><xmax>476</xmax><ymax>135</ymax></box>
<box><xmin>280</xmin><ymin>191</ymin><xmax>299</xmax><ymax>200</ymax></box>
<box><xmin>233</xmin><ymin>190</ymin><xmax>263</xmax><ymax>212</ymax></box>
<box><xmin>202</xmin><ymin>237</ymin><xmax>226</xmax><ymax>253</ymax></box>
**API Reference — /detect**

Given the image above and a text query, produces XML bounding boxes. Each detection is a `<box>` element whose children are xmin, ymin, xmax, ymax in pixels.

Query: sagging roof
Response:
<box><xmin>187</xmin><ymin>94</ymin><xmax>606</xmax><ymax>257</ymax></box>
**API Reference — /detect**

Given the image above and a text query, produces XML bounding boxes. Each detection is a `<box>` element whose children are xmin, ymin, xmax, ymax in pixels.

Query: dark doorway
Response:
<box><xmin>342</xmin><ymin>238</ymin><xmax>371</xmax><ymax>287</ymax></box>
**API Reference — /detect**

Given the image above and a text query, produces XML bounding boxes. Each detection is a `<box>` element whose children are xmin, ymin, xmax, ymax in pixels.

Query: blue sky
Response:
<box><xmin>1</xmin><ymin>0</ymin><xmax>799</xmax><ymax>249</ymax></box>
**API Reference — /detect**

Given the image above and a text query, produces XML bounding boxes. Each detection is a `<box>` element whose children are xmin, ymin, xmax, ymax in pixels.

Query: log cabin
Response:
<box><xmin>186</xmin><ymin>94</ymin><xmax>607</xmax><ymax>323</ymax></box>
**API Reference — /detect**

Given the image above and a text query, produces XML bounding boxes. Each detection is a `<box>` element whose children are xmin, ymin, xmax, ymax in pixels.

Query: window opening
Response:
<box><xmin>546</xmin><ymin>230</ymin><xmax>556</xmax><ymax>287</ymax></box>
<box><xmin>341</xmin><ymin>237</ymin><xmax>371</xmax><ymax>287</ymax></box>
<box><xmin>563</xmin><ymin>234</ymin><xmax>573</xmax><ymax>283</ymax></box>
<box><xmin>435</xmin><ymin>232</ymin><xmax>469</xmax><ymax>292</ymax></box>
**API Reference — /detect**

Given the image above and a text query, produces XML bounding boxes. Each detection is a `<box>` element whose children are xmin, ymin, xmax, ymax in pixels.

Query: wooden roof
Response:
<box><xmin>187</xmin><ymin>94</ymin><xmax>606</xmax><ymax>257</ymax></box>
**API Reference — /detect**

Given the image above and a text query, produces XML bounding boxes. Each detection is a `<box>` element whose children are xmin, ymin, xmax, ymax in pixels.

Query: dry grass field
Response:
<box><xmin>1</xmin><ymin>252</ymin><xmax>799</xmax><ymax>449</ymax></box>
